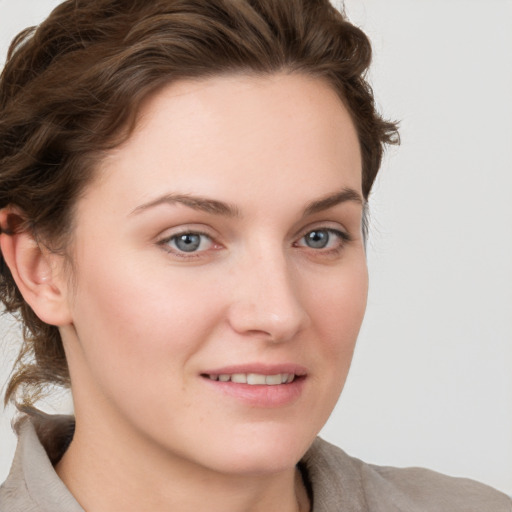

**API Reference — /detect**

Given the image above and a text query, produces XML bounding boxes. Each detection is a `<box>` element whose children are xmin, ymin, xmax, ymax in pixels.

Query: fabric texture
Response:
<box><xmin>1</xmin><ymin>414</ymin><xmax>511</xmax><ymax>511</ymax></box>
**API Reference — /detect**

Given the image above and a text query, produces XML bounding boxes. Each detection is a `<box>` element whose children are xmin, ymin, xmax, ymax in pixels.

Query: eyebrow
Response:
<box><xmin>130</xmin><ymin>187</ymin><xmax>363</xmax><ymax>218</ymax></box>
<box><xmin>130</xmin><ymin>193</ymin><xmax>241</xmax><ymax>217</ymax></box>
<box><xmin>303</xmin><ymin>187</ymin><xmax>364</xmax><ymax>216</ymax></box>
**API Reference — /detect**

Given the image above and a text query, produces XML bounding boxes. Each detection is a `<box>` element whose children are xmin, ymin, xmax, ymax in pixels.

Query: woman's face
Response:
<box><xmin>60</xmin><ymin>73</ymin><xmax>368</xmax><ymax>474</ymax></box>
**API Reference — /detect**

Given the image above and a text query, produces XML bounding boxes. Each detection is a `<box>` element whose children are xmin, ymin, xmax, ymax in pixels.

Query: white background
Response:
<box><xmin>1</xmin><ymin>0</ymin><xmax>511</xmax><ymax>496</ymax></box>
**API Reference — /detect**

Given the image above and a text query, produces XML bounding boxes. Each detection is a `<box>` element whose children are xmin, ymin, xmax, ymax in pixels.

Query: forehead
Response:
<box><xmin>88</xmin><ymin>72</ymin><xmax>362</xmax><ymax>208</ymax></box>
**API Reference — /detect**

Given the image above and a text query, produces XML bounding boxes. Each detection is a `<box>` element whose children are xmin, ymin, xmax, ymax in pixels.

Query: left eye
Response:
<box><xmin>165</xmin><ymin>232</ymin><xmax>213</xmax><ymax>253</ymax></box>
<box><xmin>298</xmin><ymin>229</ymin><xmax>347</xmax><ymax>250</ymax></box>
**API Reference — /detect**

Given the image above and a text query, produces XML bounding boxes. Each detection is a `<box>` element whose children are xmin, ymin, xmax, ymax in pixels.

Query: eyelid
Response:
<box><xmin>156</xmin><ymin>226</ymin><xmax>223</xmax><ymax>258</ymax></box>
<box><xmin>156</xmin><ymin>223</ymin><xmax>217</xmax><ymax>242</ymax></box>
<box><xmin>295</xmin><ymin>228</ymin><xmax>350</xmax><ymax>244</ymax></box>
<box><xmin>295</xmin><ymin>220</ymin><xmax>352</xmax><ymax>241</ymax></box>
<box><xmin>293</xmin><ymin>225</ymin><xmax>353</xmax><ymax>256</ymax></box>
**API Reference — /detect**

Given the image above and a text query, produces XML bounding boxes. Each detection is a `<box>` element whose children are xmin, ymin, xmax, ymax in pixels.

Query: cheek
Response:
<box><xmin>293</xmin><ymin>257</ymin><xmax>368</xmax><ymax>433</ymax></box>
<box><xmin>305</xmin><ymin>254</ymin><xmax>368</xmax><ymax>393</ymax></box>
<box><xmin>67</xmin><ymin>255</ymin><xmax>224</xmax><ymax>388</ymax></box>
<box><xmin>309</xmin><ymin>256</ymin><xmax>368</xmax><ymax>343</ymax></box>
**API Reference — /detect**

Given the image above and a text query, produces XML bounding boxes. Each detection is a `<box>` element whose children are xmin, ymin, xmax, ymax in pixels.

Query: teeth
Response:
<box><xmin>206</xmin><ymin>373</ymin><xmax>297</xmax><ymax>385</ymax></box>
<box><xmin>265</xmin><ymin>374</ymin><xmax>282</xmax><ymax>385</ymax></box>
<box><xmin>247</xmin><ymin>373</ymin><xmax>266</xmax><ymax>385</ymax></box>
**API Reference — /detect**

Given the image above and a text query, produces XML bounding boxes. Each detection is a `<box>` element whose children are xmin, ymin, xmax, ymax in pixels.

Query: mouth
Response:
<box><xmin>201</xmin><ymin>372</ymin><xmax>298</xmax><ymax>385</ymax></box>
<box><xmin>200</xmin><ymin>365</ymin><xmax>307</xmax><ymax>407</ymax></box>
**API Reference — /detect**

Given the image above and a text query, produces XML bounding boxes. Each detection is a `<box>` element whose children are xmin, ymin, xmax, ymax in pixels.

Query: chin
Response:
<box><xmin>191</xmin><ymin>423</ymin><xmax>317</xmax><ymax>476</ymax></box>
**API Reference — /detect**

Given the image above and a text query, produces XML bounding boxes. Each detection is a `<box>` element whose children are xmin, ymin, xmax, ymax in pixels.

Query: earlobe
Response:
<box><xmin>0</xmin><ymin>208</ymin><xmax>72</xmax><ymax>327</ymax></box>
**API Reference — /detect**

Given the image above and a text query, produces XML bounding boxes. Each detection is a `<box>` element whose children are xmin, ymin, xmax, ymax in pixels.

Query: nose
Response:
<box><xmin>226</xmin><ymin>249</ymin><xmax>310</xmax><ymax>343</ymax></box>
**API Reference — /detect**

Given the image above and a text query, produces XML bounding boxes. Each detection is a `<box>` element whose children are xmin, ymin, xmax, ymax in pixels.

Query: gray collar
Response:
<box><xmin>1</xmin><ymin>417</ymin><xmax>84</xmax><ymax>512</ymax></box>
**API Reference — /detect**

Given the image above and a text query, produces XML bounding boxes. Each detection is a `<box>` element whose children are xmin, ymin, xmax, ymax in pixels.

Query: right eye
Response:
<box><xmin>161</xmin><ymin>232</ymin><xmax>214</xmax><ymax>254</ymax></box>
<box><xmin>295</xmin><ymin>227</ymin><xmax>350</xmax><ymax>252</ymax></box>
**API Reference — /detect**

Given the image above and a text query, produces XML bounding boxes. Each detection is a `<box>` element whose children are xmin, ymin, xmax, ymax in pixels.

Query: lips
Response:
<box><xmin>205</xmin><ymin>373</ymin><xmax>296</xmax><ymax>385</ymax></box>
<box><xmin>200</xmin><ymin>364</ymin><xmax>307</xmax><ymax>407</ymax></box>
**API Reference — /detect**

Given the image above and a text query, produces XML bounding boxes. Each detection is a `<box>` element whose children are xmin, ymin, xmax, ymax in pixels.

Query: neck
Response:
<box><xmin>55</xmin><ymin>412</ymin><xmax>310</xmax><ymax>512</ymax></box>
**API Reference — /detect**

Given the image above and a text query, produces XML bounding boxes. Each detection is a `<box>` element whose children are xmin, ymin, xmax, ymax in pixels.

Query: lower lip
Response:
<box><xmin>202</xmin><ymin>376</ymin><xmax>306</xmax><ymax>408</ymax></box>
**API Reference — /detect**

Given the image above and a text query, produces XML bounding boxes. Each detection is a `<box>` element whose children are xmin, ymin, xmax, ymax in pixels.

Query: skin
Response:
<box><xmin>2</xmin><ymin>73</ymin><xmax>368</xmax><ymax>512</ymax></box>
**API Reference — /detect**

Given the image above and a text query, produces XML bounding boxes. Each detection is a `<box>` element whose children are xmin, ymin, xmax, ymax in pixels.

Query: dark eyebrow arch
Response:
<box><xmin>303</xmin><ymin>187</ymin><xmax>364</xmax><ymax>216</ymax></box>
<box><xmin>130</xmin><ymin>193</ymin><xmax>240</xmax><ymax>217</ymax></box>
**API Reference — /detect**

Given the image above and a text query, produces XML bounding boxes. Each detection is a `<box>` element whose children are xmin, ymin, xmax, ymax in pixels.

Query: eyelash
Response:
<box><xmin>158</xmin><ymin>227</ymin><xmax>352</xmax><ymax>259</ymax></box>
<box><xmin>294</xmin><ymin>228</ymin><xmax>352</xmax><ymax>254</ymax></box>
<box><xmin>158</xmin><ymin>230</ymin><xmax>217</xmax><ymax>259</ymax></box>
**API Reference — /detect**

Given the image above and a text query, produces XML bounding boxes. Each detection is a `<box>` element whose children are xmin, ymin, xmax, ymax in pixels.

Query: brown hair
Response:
<box><xmin>0</xmin><ymin>0</ymin><xmax>399</xmax><ymax>407</ymax></box>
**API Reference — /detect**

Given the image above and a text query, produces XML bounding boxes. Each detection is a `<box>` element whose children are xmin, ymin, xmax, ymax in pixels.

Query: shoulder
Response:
<box><xmin>0</xmin><ymin>414</ymin><xmax>82</xmax><ymax>512</ymax></box>
<box><xmin>301</xmin><ymin>437</ymin><xmax>512</xmax><ymax>512</ymax></box>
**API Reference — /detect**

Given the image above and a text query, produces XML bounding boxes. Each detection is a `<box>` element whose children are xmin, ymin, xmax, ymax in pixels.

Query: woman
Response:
<box><xmin>0</xmin><ymin>1</ymin><xmax>510</xmax><ymax>510</ymax></box>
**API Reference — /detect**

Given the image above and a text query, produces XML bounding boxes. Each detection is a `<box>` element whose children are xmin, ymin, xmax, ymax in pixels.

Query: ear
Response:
<box><xmin>0</xmin><ymin>207</ymin><xmax>73</xmax><ymax>326</ymax></box>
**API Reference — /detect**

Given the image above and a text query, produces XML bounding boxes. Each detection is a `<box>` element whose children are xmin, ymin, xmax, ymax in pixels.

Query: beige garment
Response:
<box><xmin>1</xmin><ymin>414</ymin><xmax>511</xmax><ymax>511</ymax></box>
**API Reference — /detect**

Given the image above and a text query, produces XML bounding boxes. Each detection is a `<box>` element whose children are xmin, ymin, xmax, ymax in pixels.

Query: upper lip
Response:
<box><xmin>201</xmin><ymin>363</ymin><xmax>308</xmax><ymax>376</ymax></box>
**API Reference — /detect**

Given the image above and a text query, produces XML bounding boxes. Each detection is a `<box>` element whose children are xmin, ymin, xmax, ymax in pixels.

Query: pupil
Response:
<box><xmin>306</xmin><ymin>230</ymin><xmax>328</xmax><ymax>249</ymax></box>
<box><xmin>176</xmin><ymin>234</ymin><xmax>201</xmax><ymax>252</ymax></box>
